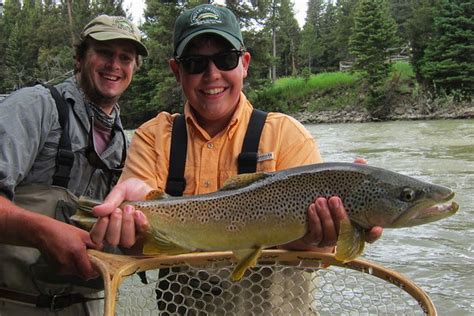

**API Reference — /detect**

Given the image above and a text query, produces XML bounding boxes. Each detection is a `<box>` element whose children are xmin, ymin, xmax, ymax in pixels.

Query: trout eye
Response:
<box><xmin>401</xmin><ymin>188</ymin><xmax>416</xmax><ymax>202</ymax></box>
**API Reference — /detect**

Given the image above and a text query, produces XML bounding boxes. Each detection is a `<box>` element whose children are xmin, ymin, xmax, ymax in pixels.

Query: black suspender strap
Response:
<box><xmin>165</xmin><ymin>114</ymin><xmax>187</xmax><ymax>196</ymax></box>
<box><xmin>42</xmin><ymin>84</ymin><xmax>74</xmax><ymax>188</ymax></box>
<box><xmin>237</xmin><ymin>109</ymin><xmax>268</xmax><ymax>174</ymax></box>
<box><xmin>165</xmin><ymin>109</ymin><xmax>267</xmax><ymax>196</ymax></box>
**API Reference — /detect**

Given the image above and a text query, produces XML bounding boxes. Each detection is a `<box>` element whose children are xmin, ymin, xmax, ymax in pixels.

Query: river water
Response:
<box><xmin>306</xmin><ymin>119</ymin><xmax>473</xmax><ymax>315</ymax></box>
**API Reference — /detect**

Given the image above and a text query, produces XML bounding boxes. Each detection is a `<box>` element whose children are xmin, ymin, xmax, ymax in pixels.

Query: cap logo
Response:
<box><xmin>113</xmin><ymin>17</ymin><xmax>134</xmax><ymax>35</ymax></box>
<box><xmin>190</xmin><ymin>6</ymin><xmax>222</xmax><ymax>26</ymax></box>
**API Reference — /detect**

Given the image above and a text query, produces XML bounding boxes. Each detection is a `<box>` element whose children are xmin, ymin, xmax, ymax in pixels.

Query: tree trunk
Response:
<box><xmin>272</xmin><ymin>26</ymin><xmax>276</xmax><ymax>81</ymax></box>
<box><xmin>66</xmin><ymin>0</ymin><xmax>75</xmax><ymax>47</ymax></box>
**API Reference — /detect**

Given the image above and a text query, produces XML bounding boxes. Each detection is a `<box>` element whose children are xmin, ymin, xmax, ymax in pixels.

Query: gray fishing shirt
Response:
<box><xmin>0</xmin><ymin>77</ymin><xmax>127</xmax><ymax>200</ymax></box>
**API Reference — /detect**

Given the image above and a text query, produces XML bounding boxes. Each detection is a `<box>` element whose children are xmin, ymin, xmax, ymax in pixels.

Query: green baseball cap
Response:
<box><xmin>81</xmin><ymin>15</ymin><xmax>148</xmax><ymax>57</ymax></box>
<box><xmin>173</xmin><ymin>4</ymin><xmax>244</xmax><ymax>57</ymax></box>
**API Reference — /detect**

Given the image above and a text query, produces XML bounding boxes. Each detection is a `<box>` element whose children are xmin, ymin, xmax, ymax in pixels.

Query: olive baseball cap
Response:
<box><xmin>81</xmin><ymin>15</ymin><xmax>148</xmax><ymax>57</ymax></box>
<box><xmin>173</xmin><ymin>4</ymin><xmax>244</xmax><ymax>57</ymax></box>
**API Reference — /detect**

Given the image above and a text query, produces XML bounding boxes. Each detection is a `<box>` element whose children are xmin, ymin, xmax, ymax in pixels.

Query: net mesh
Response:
<box><xmin>115</xmin><ymin>259</ymin><xmax>427</xmax><ymax>315</ymax></box>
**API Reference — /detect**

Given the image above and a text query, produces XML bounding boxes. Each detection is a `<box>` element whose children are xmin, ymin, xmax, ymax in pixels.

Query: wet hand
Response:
<box><xmin>38</xmin><ymin>219</ymin><xmax>100</xmax><ymax>280</ymax></box>
<box><xmin>90</xmin><ymin>178</ymin><xmax>151</xmax><ymax>249</ymax></box>
<box><xmin>281</xmin><ymin>196</ymin><xmax>383</xmax><ymax>251</ymax></box>
<box><xmin>90</xmin><ymin>205</ymin><xmax>149</xmax><ymax>249</ymax></box>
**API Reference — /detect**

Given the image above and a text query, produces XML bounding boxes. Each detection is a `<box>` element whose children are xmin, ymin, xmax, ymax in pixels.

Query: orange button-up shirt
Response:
<box><xmin>120</xmin><ymin>93</ymin><xmax>322</xmax><ymax>195</ymax></box>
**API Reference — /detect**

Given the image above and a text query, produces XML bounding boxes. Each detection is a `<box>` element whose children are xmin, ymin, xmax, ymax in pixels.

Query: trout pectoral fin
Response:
<box><xmin>77</xmin><ymin>196</ymin><xmax>102</xmax><ymax>212</ymax></box>
<box><xmin>231</xmin><ymin>247</ymin><xmax>263</xmax><ymax>281</ymax></box>
<box><xmin>70</xmin><ymin>209</ymin><xmax>97</xmax><ymax>230</ymax></box>
<box><xmin>72</xmin><ymin>197</ymin><xmax>101</xmax><ymax>230</ymax></box>
<box><xmin>335</xmin><ymin>219</ymin><xmax>365</xmax><ymax>263</ymax></box>
<box><xmin>145</xmin><ymin>190</ymin><xmax>169</xmax><ymax>200</ymax></box>
<box><xmin>221</xmin><ymin>173</ymin><xmax>269</xmax><ymax>191</ymax></box>
<box><xmin>143</xmin><ymin>231</ymin><xmax>189</xmax><ymax>255</ymax></box>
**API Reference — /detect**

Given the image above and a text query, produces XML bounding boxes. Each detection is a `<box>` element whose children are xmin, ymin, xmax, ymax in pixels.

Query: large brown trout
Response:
<box><xmin>73</xmin><ymin>162</ymin><xmax>458</xmax><ymax>280</ymax></box>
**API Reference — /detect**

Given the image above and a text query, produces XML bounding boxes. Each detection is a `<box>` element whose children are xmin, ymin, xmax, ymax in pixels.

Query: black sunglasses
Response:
<box><xmin>175</xmin><ymin>50</ymin><xmax>244</xmax><ymax>75</ymax></box>
<box><xmin>85</xmin><ymin>116</ymin><xmax>127</xmax><ymax>175</ymax></box>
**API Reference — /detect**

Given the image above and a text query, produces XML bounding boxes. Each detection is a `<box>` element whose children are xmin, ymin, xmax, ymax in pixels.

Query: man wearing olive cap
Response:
<box><xmin>0</xmin><ymin>15</ymin><xmax>148</xmax><ymax>315</ymax></box>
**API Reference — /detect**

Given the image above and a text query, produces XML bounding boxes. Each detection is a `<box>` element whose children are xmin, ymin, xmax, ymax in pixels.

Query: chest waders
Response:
<box><xmin>0</xmin><ymin>86</ymin><xmax>103</xmax><ymax>315</ymax></box>
<box><xmin>155</xmin><ymin>109</ymin><xmax>268</xmax><ymax>314</ymax></box>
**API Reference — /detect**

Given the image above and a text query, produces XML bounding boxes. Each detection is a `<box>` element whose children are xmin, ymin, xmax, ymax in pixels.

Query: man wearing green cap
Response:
<box><xmin>89</xmin><ymin>4</ymin><xmax>382</xmax><ymax>314</ymax></box>
<box><xmin>0</xmin><ymin>15</ymin><xmax>148</xmax><ymax>315</ymax></box>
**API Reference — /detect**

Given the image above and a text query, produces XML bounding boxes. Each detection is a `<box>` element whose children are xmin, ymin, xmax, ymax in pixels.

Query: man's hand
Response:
<box><xmin>90</xmin><ymin>178</ymin><xmax>151</xmax><ymax>249</ymax></box>
<box><xmin>0</xmin><ymin>196</ymin><xmax>100</xmax><ymax>280</ymax></box>
<box><xmin>281</xmin><ymin>196</ymin><xmax>383</xmax><ymax>251</ymax></box>
<box><xmin>34</xmin><ymin>217</ymin><xmax>100</xmax><ymax>280</ymax></box>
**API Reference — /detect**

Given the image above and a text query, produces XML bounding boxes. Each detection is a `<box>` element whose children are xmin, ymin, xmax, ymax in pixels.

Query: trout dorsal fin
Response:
<box><xmin>335</xmin><ymin>218</ymin><xmax>366</xmax><ymax>262</ymax></box>
<box><xmin>221</xmin><ymin>173</ymin><xmax>269</xmax><ymax>191</ymax></box>
<box><xmin>145</xmin><ymin>190</ymin><xmax>169</xmax><ymax>200</ymax></box>
<box><xmin>231</xmin><ymin>247</ymin><xmax>263</xmax><ymax>281</ymax></box>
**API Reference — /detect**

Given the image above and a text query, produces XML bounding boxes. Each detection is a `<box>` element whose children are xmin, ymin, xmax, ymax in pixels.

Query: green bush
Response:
<box><xmin>247</xmin><ymin>63</ymin><xmax>420</xmax><ymax>116</ymax></box>
<box><xmin>248</xmin><ymin>72</ymin><xmax>359</xmax><ymax>113</ymax></box>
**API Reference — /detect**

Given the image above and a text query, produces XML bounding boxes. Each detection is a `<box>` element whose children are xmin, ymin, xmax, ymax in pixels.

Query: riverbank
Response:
<box><xmin>292</xmin><ymin>101</ymin><xmax>474</xmax><ymax>124</ymax></box>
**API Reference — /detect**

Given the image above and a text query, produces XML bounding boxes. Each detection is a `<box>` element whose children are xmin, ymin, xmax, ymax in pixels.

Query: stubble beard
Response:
<box><xmin>78</xmin><ymin>72</ymin><xmax>120</xmax><ymax>112</ymax></box>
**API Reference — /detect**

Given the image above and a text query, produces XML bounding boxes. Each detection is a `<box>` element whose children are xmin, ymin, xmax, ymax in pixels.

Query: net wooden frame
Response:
<box><xmin>88</xmin><ymin>249</ymin><xmax>436</xmax><ymax>316</ymax></box>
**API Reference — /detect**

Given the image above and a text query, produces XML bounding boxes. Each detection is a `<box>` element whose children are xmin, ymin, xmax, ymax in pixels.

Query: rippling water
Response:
<box><xmin>306</xmin><ymin>119</ymin><xmax>474</xmax><ymax>315</ymax></box>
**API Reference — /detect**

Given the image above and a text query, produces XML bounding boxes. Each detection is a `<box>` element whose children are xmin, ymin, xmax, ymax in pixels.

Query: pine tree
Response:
<box><xmin>120</xmin><ymin>0</ymin><xmax>183</xmax><ymax>126</ymax></box>
<box><xmin>276</xmin><ymin>0</ymin><xmax>300</xmax><ymax>76</ymax></box>
<box><xmin>333</xmin><ymin>0</ymin><xmax>358</xmax><ymax>64</ymax></box>
<box><xmin>4</xmin><ymin>22</ymin><xmax>23</xmax><ymax>90</ymax></box>
<box><xmin>300</xmin><ymin>0</ymin><xmax>325</xmax><ymax>72</ymax></box>
<box><xmin>405</xmin><ymin>0</ymin><xmax>440</xmax><ymax>85</ymax></box>
<box><xmin>349</xmin><ymin>0</ymin><xmax>398</xmax><ymax>114</ymax></box>
<box><xmin>387</xmin><ymin>0</ymin><xmax>413</xmax><ymax>42</ymax></box>
<box><xmin>421</xmin><ymin>0</ymin><xmax>473</xmax><ymax>101</ymax></box>
<box><xmin>319</xmin><ymin>1</ymin><xmax>339</xmax><ymax>70</ymax></box>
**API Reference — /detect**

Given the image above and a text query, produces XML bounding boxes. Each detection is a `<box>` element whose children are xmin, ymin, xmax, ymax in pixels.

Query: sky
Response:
<box><xmin>123</xmin><ymin>0</ymin><xmax>308</xmax><ymax>28</ymax></box>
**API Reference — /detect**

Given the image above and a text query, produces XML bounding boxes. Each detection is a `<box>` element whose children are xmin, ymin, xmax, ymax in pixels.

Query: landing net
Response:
<box><xmin>92</xmin><ymin>251</ymin><xmax>435</xmax><ymax>315</ymax></box>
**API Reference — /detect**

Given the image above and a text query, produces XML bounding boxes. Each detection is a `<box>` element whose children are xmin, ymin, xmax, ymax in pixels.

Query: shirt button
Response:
<box><xmin>204</xmin><ymin>180</ymin><xmax>210</xmax><ymax>188</ymax></box>
<box><xmin>207</xmin><ymin>143</ymin><xmax>214</xmax><ymax>149</ymax></box>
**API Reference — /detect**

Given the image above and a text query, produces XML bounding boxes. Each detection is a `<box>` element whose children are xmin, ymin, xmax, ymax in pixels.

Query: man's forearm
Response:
<box><xmin>0</xmin><ymin>195</ymin><xmax>49</xmax><ymax>247</ymax></box>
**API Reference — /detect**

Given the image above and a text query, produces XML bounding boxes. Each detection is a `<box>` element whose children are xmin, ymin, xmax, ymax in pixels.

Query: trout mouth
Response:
<box><xmin>392</xmin><ymin>192</ymin><xmax>458</xmax><ymax>228</ymax></box>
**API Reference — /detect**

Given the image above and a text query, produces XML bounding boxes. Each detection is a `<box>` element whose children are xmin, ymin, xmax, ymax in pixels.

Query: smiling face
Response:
<box><xmin>169</xmin><ymin>35</ymin><xmax>251</xmax><ymax>136</ymax></box>
<box><xmin>76</xmin><ymin>38</ymin><xmax>138</xmax><ymax>114</ymax></box>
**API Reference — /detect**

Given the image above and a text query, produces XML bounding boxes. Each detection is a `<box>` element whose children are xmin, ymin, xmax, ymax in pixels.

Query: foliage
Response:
<box><xmin>404</xmin><ymin>0</ymin><xmax>440</xmax><ymax>84</ymax></box>
<box><xmin>275</xmin><ymin>0</ymin><xmax>300</xmax><ymax>77</ymax></box>
<box><xmin>0</xmin><ymin>0</ymin><xmax>124</xmax><ymax>92</ymax></box>
<box><xmin>247</xmin><ymin>71</ymin><xmax>359</xmax><ymax>112</ymax></box>
<box><xmin>387</xmin><ymin>0</ymin><xmax>414</xmax><ymax>42</ymax></box>
<box><xmin>122</xmin><ymin>0</ymin><xmax>183</xmax><ymax>118</ymax></box>
<box><xmin>392</xmin><ymin>61</ymin><xmax>414</xmax><ymax>80</ymax></box>
<box><xmin>332</xmin><ymin>0</ymin><xmax>358</xmax><ymax>63</ymax></box>
<box><xmin>299</xmin><ymin>0</ymin><xmax>324</xmax><ymax>73</ymax></box>
<box><xmin>420</xmin><ymin>0</ymin><xmax>473</xmax><ymax>101</ymax></box>
<box><xmin>0</xmin><ymin>0</ymin><xmax>470</xmax><ymax>125</ymax></box>
<box><xmin>349</xmin><ymin>0</ymin><xmax>399</xmax><ymax>116</ymax></box>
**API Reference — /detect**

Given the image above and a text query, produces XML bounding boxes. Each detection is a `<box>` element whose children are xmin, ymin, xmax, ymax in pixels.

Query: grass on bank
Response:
<box><xmin>248</xmin><ymin>61</ymin><xmax>415</xmax><ymax>113</ymax></box>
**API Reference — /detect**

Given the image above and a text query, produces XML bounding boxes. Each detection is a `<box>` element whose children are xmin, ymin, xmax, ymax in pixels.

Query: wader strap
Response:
<box><xmin>238</xmin><ymin>109</ymin><xmax>268</xmax><ymax>174</ymax></box>
<box><xmin>165</xmin><ymin>109</ymin><xmax>268</xmax><ymax>197</ymax></box>
<box><xmin>41</xmin><ymin>84</ymin><xmax>74</xmax><ymax>188</ymax></box>
<box><xmin>165</xmin><ymin>115</ymin><xmax>187</xmax><ymax>197</ymax></box>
